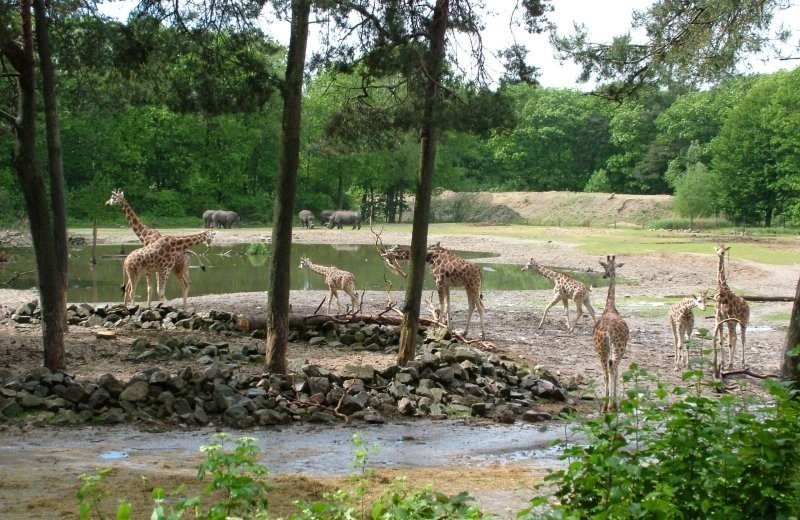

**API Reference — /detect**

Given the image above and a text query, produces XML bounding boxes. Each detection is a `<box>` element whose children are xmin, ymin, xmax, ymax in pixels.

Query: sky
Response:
<box><xmin>99</xmin><ymin>0</ymin><xmax>799</xmax><ymax>89</ymax></box>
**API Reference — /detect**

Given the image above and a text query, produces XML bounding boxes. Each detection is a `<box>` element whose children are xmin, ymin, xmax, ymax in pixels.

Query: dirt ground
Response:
<box><xmin>1</xmin><ymin>222</ymin><xmax>798</xmax><ymax>519</ymax></box>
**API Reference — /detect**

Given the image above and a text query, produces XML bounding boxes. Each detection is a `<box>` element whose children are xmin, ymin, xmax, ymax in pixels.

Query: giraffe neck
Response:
<box><xmin>120</xmin><ymin>200</ymin><xmax>150</xmax><ymax>242</ymax></box>
<box><xmin>717</xmin><ymin>254</ymin><xmax>731</xmax><ymax>293</ymax></box>
<box><xmin>603</xmin><ymin>274</ymin><xmax>618</xmax><ymax>314</ymax></box>
<box><xmin>171</xmin><ymin>232</ymin><xmax>210</xmax><ymax>250</ymax></box>
<box><xmin>306</xmin><ymin>261</ymin><xmax>332</xmax><ymax>276</ymax></box>
<box><xmin>534</xmin><ymin>263</ymin><xmax>559</xmax><ymax>281</ymax></box>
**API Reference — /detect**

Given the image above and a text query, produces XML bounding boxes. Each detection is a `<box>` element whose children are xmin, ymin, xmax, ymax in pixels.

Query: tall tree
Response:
<box><xmin>396</xmin><ymin>0</ymin><xmax>450</xmax><ymax>364</ymax></box>
<box><xmin>0</xmin><ymin>0</ymin><xmax>68</xmax><ymax>370</ymax></box>
<box><xmin>265</xmin><ymin>0</ymin><xmax>311</xmax><ymax>374</ymax></box>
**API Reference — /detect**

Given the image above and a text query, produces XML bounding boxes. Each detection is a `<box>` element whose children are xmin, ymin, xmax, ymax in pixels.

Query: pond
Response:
<box><xmin>0</xmin><ymin>244</ymin><xmax>608</xmax><ymax>304</ymax></box>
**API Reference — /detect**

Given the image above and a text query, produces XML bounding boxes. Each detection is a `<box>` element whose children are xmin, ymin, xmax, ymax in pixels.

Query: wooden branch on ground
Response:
<box><xmin>3</xmin><ymin>270</ymin><xmax>34</xmax><ymax>286</ymax></box>
<box><xmin>666</xmin><ymin>294</ymin><xmax>795</xmax><ymax>303</ymax></box>
<box><xmin>721</xmin><ymin>368</ymin><xmax>780</xmax><ymax>380</ymax></box>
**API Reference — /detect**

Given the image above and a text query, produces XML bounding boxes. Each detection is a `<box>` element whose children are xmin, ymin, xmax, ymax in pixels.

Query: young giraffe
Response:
<box><xmin>106</xmin><ymin>189</ymin><xmax>195</xmax><ymax>294</ymax></box>
<box><xmin>714</xmin><ymin>244</ymin><xmax>750</xmax><ymax>369</ymax></box>
<box><xmin>298</xmin><ymin>257</ymin><xmax>360</xmax><ymax>315</ymax></box>
<box><xmin>668</xmin><ymin>291</ymin><xmax>709</xmax><ymax>367</ymax></box>
<box><xmin>522</xmin><ymin>258</ymin><xmax>596</xmax><ymax>333</ymax></box>
<box><xmin>123</xmin><ymin>230</ymin><xmax>215</xmax><ymax>309</ymax></box>
<box><xmin>381</xmin><ymin>245</ymin><xmax>486</xmax><ymax>339</ymax></box>
<box><xmin>593</xmin><ymin>255</ymin><xmax>628</xmax><ymax>413</ymax></box>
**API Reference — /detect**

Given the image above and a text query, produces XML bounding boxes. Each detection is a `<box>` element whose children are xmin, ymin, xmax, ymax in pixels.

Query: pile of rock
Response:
<box><xmin>2</xmin><ymin>302</ymin><xmax>573</xmax><ymax>428</ymax></box>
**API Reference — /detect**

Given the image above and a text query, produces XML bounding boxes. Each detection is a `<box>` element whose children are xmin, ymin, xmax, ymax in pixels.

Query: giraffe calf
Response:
<box><xmin>668</xmin><ymin>291</ymin><xmax>708</xmax><ymax>368</ymax></box>
<box><xmin>299</xmin><ymin>257</ymin><xmax>360</xmax><ymax>314</ymax></box>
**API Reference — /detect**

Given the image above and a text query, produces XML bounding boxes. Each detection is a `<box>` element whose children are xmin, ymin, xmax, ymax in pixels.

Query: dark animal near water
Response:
<box><xmin>326</xmin><ymin>210</ymin><xmax>362</xmax><ymax>230</ymax></box>
<box><xmin>212</xmin><ymin>210</ymin><xmax>241</xmax><ymax>229</ymax></box>
<box><xmin>298</xmin><ymin>210</ymin><xmax>315</xmax><ymax>228</ymax></box>
<box><xmin>319</xmin><ymin>209</ymin><xmax>335</xmax><ymax>227</ymax></box>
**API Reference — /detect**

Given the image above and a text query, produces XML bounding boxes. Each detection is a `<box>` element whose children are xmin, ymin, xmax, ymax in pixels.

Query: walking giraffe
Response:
<box><xmin>298</xmin><ymin>257</ymin><xmax>360</xmax><ymax>314</ymax></box>
<box><xmin>106</xmin><ymin>188</ymin><xmax>197</xmax><ymax>296</ymax></box>
<box><xmin>668</xmin><ymin>291</ymin><xmax>709</xmax><ymax>367</ymax></box>
<box><xmin>593</xmin><ymin>255</ymin><xmax>628</xmax><ymax>412</ymax></box>
<box><xmin>714</xmin><ymin>244</ymin><xmax>750</xmax><ymax>369</ymax></box>
<box><xmin>381</xmin><ymin>245</ymin><xmax>486</xmax><ymax>339</ymax></box>
<box><xmin>123</xmin><ymin>230</ymin><xmax>215</xmax><ymax>309</ymax></box>
<box><xmin>522</xmin><ymin>258</ymin><xmax>596</xmax><ymax>333</ymax></box>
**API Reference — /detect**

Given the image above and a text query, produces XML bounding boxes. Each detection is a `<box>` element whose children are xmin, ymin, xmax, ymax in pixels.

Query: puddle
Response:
<box><xmin>98</xmin><ymin>450</ymin><xmax>128</xmax><ymax>460</ymax></box>
<box><xmin>0</xmin><ymin>420</ymin><xmax>573</xmax><ymax>477</ymax></box>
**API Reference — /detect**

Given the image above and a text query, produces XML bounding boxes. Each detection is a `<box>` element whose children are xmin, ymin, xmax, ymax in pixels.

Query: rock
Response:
<box><xmin>521</xmin><ymin>411</ymin><xmax>553</xmax><ymax>423</ymax></box>
<box><xmin>119</xmin><ymin>380</ymin><xmax>150</xmax><ymax>402</ymax></box>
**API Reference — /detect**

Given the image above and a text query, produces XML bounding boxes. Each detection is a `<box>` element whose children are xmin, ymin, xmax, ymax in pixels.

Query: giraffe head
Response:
<box><xmin>105</xmin><ymin>189</ymin><xmax>126</xmax><ymax>206</ymax></box>
<box><xmin>715</xmin><ymin>244</ymin><xmax>730</xmax><ymax>260</ymax></box>
<box><xmin>380</xmin><ymin>245</ymin><xmax>410</xmax><ymax>277</ymax></box>
<box><xmin>299</xmin><ymin>256</ymin><xmax>312</xmax><ymax>270</ymax></box>
<box><xmin>202</xmin><ymin>229</ymin><xmax>216</xmax><ymax>247</ymax></box>
<box><xmin>693</xmin><ymin>290</ymin><xmax>710</xmax><ymax>310</ymax></box>
<box><xmin>521</xmin><ymin>258</ymin><xmax>541</xmax><ymax>272</ymax></box>
<box><xmin>599</xmin><ymin>255</ymin><xmax>624</xmax><ymax>279</ymax></box>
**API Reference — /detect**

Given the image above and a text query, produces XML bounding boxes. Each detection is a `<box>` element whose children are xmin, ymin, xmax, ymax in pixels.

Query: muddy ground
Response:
<box><xmin>1</xmin><ymin>225</ymin><xmax>798</xmax><ymax>519</ymax></box>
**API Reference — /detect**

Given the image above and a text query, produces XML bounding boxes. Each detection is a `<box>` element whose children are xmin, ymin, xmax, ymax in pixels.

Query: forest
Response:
<box><xmin>1</xmin><ymin>7</ymin><xmax>798</xmax><ymax>229</ymax></box>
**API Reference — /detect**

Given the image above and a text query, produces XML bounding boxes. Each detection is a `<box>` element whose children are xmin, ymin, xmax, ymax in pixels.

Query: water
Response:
<box><xmin>0</xmin><ymin>244</ymin><xmax>608</xmax><ymax>304</ymax></box>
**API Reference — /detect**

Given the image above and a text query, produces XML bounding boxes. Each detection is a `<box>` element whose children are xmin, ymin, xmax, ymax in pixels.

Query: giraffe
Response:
<box><xmin>522</xmin><ymin>258</ymin><xmax>596</xmax><ymax>333</ymax></box>
<box><xmin>592</xmin><ymin>255</ymin><xmax>628</xmax><ymax>412</ymax></box>
<box><xmin>381</xmin><ymin>245</ymin><xmax>486</xmax><ymax>339</ymax></box>
<box><xmin>123</xmin><ymin>230</ymin><xmax>215</xmax><ymax>309</ymax></box>
<box><xmin>106</xmin><ymin>188</ymin><xmax>197</xmax><ymax>295</ymax></box>
<box><xmin>298</xmin><ymin>257</ymin><xmax>360</xmax><ymax>314</ymax></box>
<box><xmin>668</xmin><ymin>291</ymin><xmax>709</xmax><ymax>367</ymax></box>
<box><xmin>714</xmin><ymin>244</ymin><xmax>750</xmax><ymax>369</ymax></box>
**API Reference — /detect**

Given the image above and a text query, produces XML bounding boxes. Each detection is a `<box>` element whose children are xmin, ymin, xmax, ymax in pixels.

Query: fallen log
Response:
<box><xmin>664</xmin><ymin>294</ymin><xmax>795</xmax><ymax>303</ymax></box>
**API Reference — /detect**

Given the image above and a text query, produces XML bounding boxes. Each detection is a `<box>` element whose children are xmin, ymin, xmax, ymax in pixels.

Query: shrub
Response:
<box><xmin>521</xmin><ymin>364</ymin><xmax>800</xmax><ymax>519</ymax></box>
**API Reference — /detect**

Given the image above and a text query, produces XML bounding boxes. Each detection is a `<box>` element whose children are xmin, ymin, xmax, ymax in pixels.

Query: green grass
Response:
<box><xmin>762</xmin><ymin>311</ymin><xmax>792</xmax><ymax>323</ymax></box>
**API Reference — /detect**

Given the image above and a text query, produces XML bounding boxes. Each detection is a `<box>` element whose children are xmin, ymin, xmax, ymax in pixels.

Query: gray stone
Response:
<box><xmin>99</xmin><ymin>408</ymin><xmax>127</xmax><ymax>424</ymax></box>
<box><xmin>522</xmin><ymin>411</ymin><xmax>553</xmax><ymax>423</ymax></box>
<box><xmin>119</xmin><ymin>380</ymin><xmax>150</xmax><ymax>402</ymax></box>
<box><xmin>1</xmin><ymin>400</ymin><xmax>23</xmax><ymax>417</ymax></box>
<box><xmin>223</xmin><ymin>405</ymin><xmax>253</xmax><ymax>428</ymax></box>
<box><xmin>397</xmin><ymin>396</ymin><xmax>416</xmax><ymax>415</ymax></box>
<box><xmin>337</xmin><ymin>394</ymin><xmax>366</xmax><ymax>415</ymax></box>
<box><xmin>342</xmin><ymin>365</ymin><xmax>375</xmax><ymax>380</ymax></box>
<box><xmin>63</xmin><ymin>384</ymin><xmax>89</xmax><ymax>404</ymax></box>
<box><xmin>88</xmin><ymin>388</ymin><xmax>111</xmax><ymax>409</ymax></box>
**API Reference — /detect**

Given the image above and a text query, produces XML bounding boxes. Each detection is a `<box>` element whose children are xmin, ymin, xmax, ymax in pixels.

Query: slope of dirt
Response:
<box><xmin>428</xmin><ymin>190</ymin><xmax>676</xmax><ymax>226</ymax></box>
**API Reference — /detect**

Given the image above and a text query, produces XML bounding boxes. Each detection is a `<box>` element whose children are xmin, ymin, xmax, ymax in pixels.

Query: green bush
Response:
<box><xmin>521</xmin><ymin>364</ymin><xmax>800</xmax><ymax>519</ymax></box>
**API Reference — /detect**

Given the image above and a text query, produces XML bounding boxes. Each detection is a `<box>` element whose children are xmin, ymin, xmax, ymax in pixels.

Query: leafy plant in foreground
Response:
<box><xmin>520</xmin><ymin>364</ymin><xmax>800</xmax><ymax>519</ymax></box>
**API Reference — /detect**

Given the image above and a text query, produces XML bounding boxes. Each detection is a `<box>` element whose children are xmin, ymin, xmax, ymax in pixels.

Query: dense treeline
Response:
<box><xmin>0</xmin><ymin>13</ymin><xmax>798</xmax><ymax>226</ymax></box>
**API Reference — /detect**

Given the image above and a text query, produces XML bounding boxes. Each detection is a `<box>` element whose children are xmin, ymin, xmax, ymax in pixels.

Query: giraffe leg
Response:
<box><xmin>608</xmin><ymin>359</ymin><xmax>618</xmax><ymax>411</ymax></box>
<box><xmin>740</xmin><ymin>322</ymin><xmax>747</xmax><ymax>368</ymax></box>
<box><xmin>156</xmin><ymin>270</ymin><xmax>168</xmax><ymax>305</ymax></box>
<box><xmin>330</xmin><ymin>288</ymin><xmax>341</xmax><ymax>314</ymax></box>
<box><xmin>348</xmin><ymin>290</ymin><xmax>359</xmax><ymax>312</ymax></box>
<box><xmin>127</xmin><ymin>273</ymin><xmax>140</xmax><ymax>307</ymax></box>
<box><xmin>561</xmin><ymin>299</ymin><xmax>572</xmax><ymax>331</ymax></box>
<box><xmin>437</xmin><ymin>284</ymin><xmax>448</xmax><ymax>328</ymax></box>
<box><xmin>538</xmin><ymin>294</ymin><xmax>562</xmax><ymax>329</ymax></box>
<box><xmin>583</xmin><ymin>298</ymin><xmax>597</xmax><ymax>325</ymax></box>
<box><xmin>726</xmin><ymin>321</ymin><xmax>736</xmax><ymax>370</ymax></box>
<box><xmin>568</xmin><ymin>300</ymin><xmax>584</xmax><ymax>333</ymax></box>
<box><xmin>670</xmin><ymin>320</ymin><xmax>680</xmax><ymax>366</ymax></box>
<box><xmin>177</xmin><ymin>271</ymin><xmax>190</xmax><ymax>308</ymax></box>
<box><xmin>144</xmin><ymin>272</ymin><xmax>154</xmax><ymax>307</ymax></box>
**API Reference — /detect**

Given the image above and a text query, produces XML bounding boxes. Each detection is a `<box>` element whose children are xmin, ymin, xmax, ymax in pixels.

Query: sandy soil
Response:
<box><xmin>1</xmin><ymin>222</ymin><xmax>798</xmax><ymax>519</ymax></box>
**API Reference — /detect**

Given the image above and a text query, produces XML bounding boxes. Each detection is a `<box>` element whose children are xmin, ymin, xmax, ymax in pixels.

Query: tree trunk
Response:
<box><xmin>265</xmin><ymin>0</ymin><xmax>310</xmax><ymax>374</ymax></box>
<box><xmin>397</xmin><ymin>0</ymin><xmax>449</xmax><ymax>365</ymax></box>
<box><xmin>2</xmin><ymin>0</ymin><xmax>66</xmax><ymax>371</ymax></box>
<box><xmin>781</xmin><ymin>275</ymin><xmax>800</xmax><ymax>384</ymax></box>
<box><xmin>33</xmin><ymin>0</ymin><xmax>68</xmax><ymax>371</ymax></box>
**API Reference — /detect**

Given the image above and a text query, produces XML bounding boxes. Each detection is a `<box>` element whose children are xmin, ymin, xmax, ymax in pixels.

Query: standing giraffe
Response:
<box><xmin>668</xmin><ymin>291</ymin><xmax>709</xmax><ymax>367</ymax></box>
<box><xmin>106</xmin><ymin>189</ymin><xmax>196</xmax><ymax>293</ymax></box>
<box><xmin>123</xmin><ymin>230</ymin><xmax>215</xmax><ymax>308</ymax></box>
<box><xmin>522</xmin><ymin>258</ymin><xmax>596</xmax><ymax>333</ymax></box>
<box><xmin>381</xmin><ymin>245</ymin><xmax>486</xmax><ymax>339</ymax></box>
<box><xmin>714</xmin><ymin>244</ymin><xmax>750</xmax><ymax>369</ymax></box>
<box><xmin>298</xmin><ymin>257</ymin><xmax>360</xmax><ymax>314</ymax></box>
<box><xmin>593</xmin><ymin>255</ymin><xmax>628</xmax><ymax>412</ymax></box>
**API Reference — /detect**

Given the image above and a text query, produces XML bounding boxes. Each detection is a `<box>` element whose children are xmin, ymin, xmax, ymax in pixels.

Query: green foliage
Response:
<box><xmin>710</xmin><ymin>68</ymin><xmax>800</xmax><ymax>227</ymax></box>
<box><xmin>673</xmin><ymin>162</ymin><xmax>720</xmax><ymax>224</ymax></box>
<box><xmin>583</xmin><ymin>169</ymin><xmax>613</xmax><ymax>193</ymax></box>
<box><xmin>76</xmin><ymin>468</ymin><xmax>132</xmax><ymax>520</ymax></box>
<box><xmin>646</xmin><ymin>216</ymin><xmax>730</xmax><ymax>230</ymax></box>
<box><xmin>246</xmin><ymin>242</ymin><xmax>268</xmax><ymax>255</ymax></box>
<box><xmin>522</xmin><ymin>365</ymin><xmax>800</xmax><ymax>519</ymax></box>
